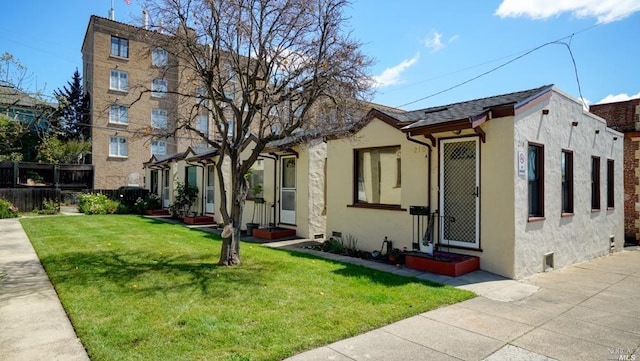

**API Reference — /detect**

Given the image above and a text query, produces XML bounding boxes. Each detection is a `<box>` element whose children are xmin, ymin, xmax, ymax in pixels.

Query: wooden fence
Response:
<box><xmin>0</xmin><ymin>188</ymin><xmax>61</xmax><ymax>212</ymax></box>
<box><xmin>0</xmin><ymin>161</ymin><xmax>93</xmax><ymax>190</ymax></box>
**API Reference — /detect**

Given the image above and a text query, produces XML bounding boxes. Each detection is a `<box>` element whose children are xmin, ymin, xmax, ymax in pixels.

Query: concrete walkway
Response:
<box><xmin>278</xmin><ymin>243</ymin><xmax>640</xmax><ymax>361</ymax></box>
<box><xmin>0</xmin><ymin>217</ymin><xmax>89</xmax><ymax>361</ymax></box>
<box><xmin>2</xmin><ymin>216</ymin><xmax>639</xmax><ymax>361</ymax></box>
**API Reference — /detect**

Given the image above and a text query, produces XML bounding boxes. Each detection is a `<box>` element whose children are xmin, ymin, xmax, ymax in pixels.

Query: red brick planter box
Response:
<box><xmin>145</xmin><ymin>209</ymin><xmax>170</xmax><ymax>216</ymax></box>
<box><xmin>183</xmin><ymin>216</ymin><xmax>215</xmax><ymax>225</ymax></box>
<box><xmin>405</xmin><ymin>251</ymin><xmax>480</xmax><ymax>277</ymax></box>
<box><xmin>252</xmin><ymin>227</ymin><xmax>296</xmax><ymax>240</ymax></box>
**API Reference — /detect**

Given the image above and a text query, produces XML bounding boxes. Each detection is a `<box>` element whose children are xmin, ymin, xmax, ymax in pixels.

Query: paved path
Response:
<box><xmin>0</xmin><ymin>218</ymin><xmax>89</xmax><ymax>361</ymax></box>
<box><xmin>1</xmin><ymin>216</ymin><xmax>639</xmax><ymax>361</ymax></box>
<box><xmin>277</xmin><ymin>243</ymin><xmax>640</xmax><ymax>361</ymax></box>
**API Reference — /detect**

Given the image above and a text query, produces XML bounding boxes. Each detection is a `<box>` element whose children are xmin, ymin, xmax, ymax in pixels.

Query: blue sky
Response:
<box><xmin>1</xmin><ymin>0</ymin><xmax>639</xmax><ymax>111</ymax></box>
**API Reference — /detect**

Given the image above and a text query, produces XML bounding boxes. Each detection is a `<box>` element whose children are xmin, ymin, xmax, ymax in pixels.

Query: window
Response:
<box><xmin>151</xmin><ymin>140</ymin><xmax>167</xmax><ymax>156</ymax></box>
<box><xmin>110</xmin><ymin>36</ymin><xmax>128</xmax><ymax>58</ymax></box>
<box><xmin>226</xmin><ymin>120</ymin><xmax>234</xmax><ymax>136</ymax></box>
<box><xmin>150</xmin><ymin>170</ymin><xmax>159</xmax><ymax>195</ymax></box>
<box><xmin>109</xmin><ymin>104</ymin><xmax>128</xmax><ymax>124</ymax></box>
<box><xmin>152</xmin><ymin>78</ymin><xmax>167</xmax><ymax>97</ymax></box>
<box><xmin>152</xmin><ymin>48</ymin><xmax>168</xmax><ymax>67</ymax></box>
<box><xmin>561</xmin><ymin>150</ymin><xmax>573</xmax><ymax>214</ymax></box>
<box><xmin>354</xmin><ymin>146</ymin><xmax>401</xmax><ymax>206</ymax></box>
<box><xmin>592</xmin><ymin>157</ymin><xmax>601</xmax><ymax>210</ymax></box>
<box><xmin>248</xmin><ymin>159</ymin><xmax>264</xmax><ymax>199</ymax></box>
<box><xmin>185</xmin><ymin>166</ymin><xmax>197</xmax><ymax>188</ymax></box>
<box><xmin>195</xmin><ymin>115</ymin><xmax>208</xmax><ymax>135</ymax></box>
<box><xmin>607</xmin><ymin>159</ymin><xmax>614</xmax><ymax>209</ymax></box>
<box><xmin>109</xmin><ymin>136</ymin><xmax>127</xmax><ymax>157</ymax></box>
<box><xmin>110</xmin><ymin>70</ymin><xmax>128</xmax><ymax>91</ymax></box>
<box><xmin>528</xmin><ymin>144</ymin><xmax>544</xmax><ymax>218</ymax></box>
<box><xmin>151</xmin><ymin>109</ymin><xmax>167</xmax><ymax>129</ymax></box>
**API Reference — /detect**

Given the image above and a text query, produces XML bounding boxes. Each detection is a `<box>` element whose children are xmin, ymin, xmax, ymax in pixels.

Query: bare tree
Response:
<box><xmin>139</xmin><ymin>0</ymin><xmax>373</xmax><ymax>265</ymax></box>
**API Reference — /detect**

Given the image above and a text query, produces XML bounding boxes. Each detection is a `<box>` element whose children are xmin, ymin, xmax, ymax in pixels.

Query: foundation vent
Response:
<box><xmin>313</xmin><ymin>233</ymin><xmax>324</xmax><ymax>240</ymax></box>
<box><xmin>543</xmin><ymin>252</ymin><xmax>554</xmax><ymax>272</ymax></box>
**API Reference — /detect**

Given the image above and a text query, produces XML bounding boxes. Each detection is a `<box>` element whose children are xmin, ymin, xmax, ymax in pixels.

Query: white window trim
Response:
<box><xmin>110</xmin><ymin>69</ymin><xmax>128</xmax><ymax>92</ymax></box>
<box><xmin>152</xmin><ymin>48</ymin><xmax>168</xmax><ymax>67</ymax></box>
<box><xmin>152</xmin><ymin>78</ymin><xmax>168</xmax><ymax>98</ymax></box>
<box><xmin>151</xmin><ymin>140</ymin><xmax>167</xmax><ymax>156</ymax></box>
<box><xmin>109</xmin><ymin>136</ymin><xmax>128</xmax><ymax>158</ymax></box>
<box><xmin>151</xmin><ymin>108</ymin><xmax>168</xmax><ymax>129</ymax></box>
<box><xmin>109</xmin><ymin>104</ymin><xmax>128</xmax><ymax>125</ymax></box>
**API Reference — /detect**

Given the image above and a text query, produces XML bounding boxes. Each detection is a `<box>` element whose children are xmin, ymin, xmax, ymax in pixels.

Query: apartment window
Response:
<box><xmin>607</xmin><ymin>159</ymin><xmax>614</xmax><ymax>209</ymax></box>
<box><xmin>592</xmin><ymin>156</ymin><xmax>601</xmax><ymax>210</ymax></box>
<box><xmin>561</xmin><ymin>150</ymin><xmax>573</xmax><ymax>214</ymax></box>
<box><xmin>227</xmin><ymin>120</ymin><xmax>234</xmax><ymax>136</ymax></box>
<box><xmin>109</xmin><ymin>136</ymin><xmax>127</xmax><ymax>157</ymax></box>
<box><xmin>528</xmin><ymin>143</ymin><xmax>544</xmax><ymax>218</ymax></box>
<box><xmin>110</xmin><ymin>36</ymin><xmax>129</xmax><ymax>58</ymax></box>
<box><xmin>152</xmin><ymin>78</ymin><xmax>167</xmax><ymax>97</ymax></box>
<box><xmin>151</xmin><ymin>109</ymin><xmax>167</xmax><ymax>129</ymax></box>
<box><xmin>109</xmin><ymin>104</ymin><xmax>128</xmax><ymax>124</ymax></box>
<box><xmin>151</xmin><ymin>140</ymin><xmax>167</xmax><ymax>156</ymax></box>
<box><xmin>110</xmin><ymin>70</ymin><xmax>128</xmax><ymax>91</ymax></box>
<box><xmin>354</xmin><ymin>146</ymin><xmax>401</xmax><ymax>206</ymax></box>
<box><xmin>195</xmin><ymin>115</ymin><xmax>208</xmax><ymax>135</ymax></box>
<box><xmin>152</xmin><ymin>48</ymin><xmax>168</xmax><ymax>67</ymax></box>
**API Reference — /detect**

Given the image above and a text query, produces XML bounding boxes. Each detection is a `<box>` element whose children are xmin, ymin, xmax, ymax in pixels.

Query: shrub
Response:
<box><xmin>78</xmin><ymin>193</ymin><xmax>120</xmax><ymax>215</ymax></box>
<box><xmin>169</xmin><ymin>182</ymin><xmax>198</xmax><ymax>219</ymax></box>
<box><xmin>32</xmin><ymin>198</ymin><xmax>60</xmax><ymax>215</ymax></box>
<box><xmin>0</xmin><ymin>199</ymin><xmax>19</xmax><ymax>219</ymax></box>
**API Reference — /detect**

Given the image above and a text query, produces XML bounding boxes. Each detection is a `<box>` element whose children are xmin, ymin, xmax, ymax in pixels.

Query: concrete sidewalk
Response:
<box><xmin>281</xmin><ymin>245</ymin><xmax>640</xmax><ymax>361</ymax></box>
<box><xmin>0</xmin><ymin>217</ymin><xmax>89</xmax><ymax>361</ymax></box>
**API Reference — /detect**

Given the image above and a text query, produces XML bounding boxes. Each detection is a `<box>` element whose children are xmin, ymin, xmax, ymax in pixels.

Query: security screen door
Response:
<box><xmin>439</xmin><ymin>138</ymin><xmax>479</xmax><ymax>248</ymax></box>
<box><xmin>280</xmin><ymin>156</ymin><xmax>296</xmax><ymax>224</ymax></box>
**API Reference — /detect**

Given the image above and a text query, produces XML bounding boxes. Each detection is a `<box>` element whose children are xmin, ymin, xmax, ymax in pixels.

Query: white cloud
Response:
<box><xmin>424</xmin><ymin>32</ymin><xmax>444</xmax><ymax>52</ymax></box>
<box><xmin>448</xmin><ymin>34</ymin><xmax>460</xmax><ymax>43</ymax></box>
<box><xmin>495</xmin><ymin>0</ymin><xmax>640</xmax><ymax>24</ymax></box>
<box><xmin>596</xmin><ymin>92</ymin><xmax>640</xmax><ymax>104</ymax></box>
<box><xmin>372</xmin><ymin>53</ymin><xmax>420</xmax><ymax>88</ymax></box>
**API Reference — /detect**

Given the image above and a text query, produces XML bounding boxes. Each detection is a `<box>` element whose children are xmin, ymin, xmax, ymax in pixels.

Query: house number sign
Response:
<box><xmin>517</xmin><ymin>150</ymin><xmax>526</xmax><ymax>177</ymax></box>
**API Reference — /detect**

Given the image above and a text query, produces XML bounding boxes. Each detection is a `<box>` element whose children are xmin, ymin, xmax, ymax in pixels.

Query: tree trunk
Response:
<box><xmin>217</xmin><ymin>156</ymin><xmax>247</xmax><ymax>266</ymax></box>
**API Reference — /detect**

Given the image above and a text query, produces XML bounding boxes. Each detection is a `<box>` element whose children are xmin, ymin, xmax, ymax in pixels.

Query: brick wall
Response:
<box><xmin>591</xmin><ymin>99</ymin><xmax>640</xmax><ymax>244</ymax></box>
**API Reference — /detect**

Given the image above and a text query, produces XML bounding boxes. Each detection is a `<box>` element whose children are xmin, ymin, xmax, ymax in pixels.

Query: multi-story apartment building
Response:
<box><xmin>82</xmin><ymin>15</ymin><xmax>209</xmax><ymax>189</ymax></box>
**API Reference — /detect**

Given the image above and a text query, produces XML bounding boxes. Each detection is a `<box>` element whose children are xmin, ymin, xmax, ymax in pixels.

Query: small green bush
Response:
<box><xmin>78</xmin><ymin>193</ymin><xmax>120</xmax><ymax>215</ymax></box>
<box><xmin>0</xmin><ymin>199</ymin><xmax>19</xmax><ymax>219</ymax></box>
<box><xmin>32</xmin><ymin>198</ymin><xmax>60</xmax><ymax>215</ymax></box>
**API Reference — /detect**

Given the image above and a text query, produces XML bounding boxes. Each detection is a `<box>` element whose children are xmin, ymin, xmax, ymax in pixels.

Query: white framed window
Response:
<box><xmin>110</xmin><ymin>70</ymin><xmax>128</xmax><ymax>91</ymax></box>
<box><xmin>225</xmin><ymin>64</ymin><xmax>237</xmax><ymax>83</ymax></box>
<box><xmin>152</xmin><ymin>78</ymin><xmax>167</xmax><ymax>97</ymax></box>
<box><xmin>151</xmin><ymin>109</ymin><xmax>167</xmax><ymax>129</ymax></box>
<box><xmin>110</xmin><ymin>36</ymin><xmax>129</xmax><ymax>58</ymax></box>
<box><xmin>151</xmin><ymin>140</ymin><xmax>167</xmax><ymax>156</ymax></box>
<box><xmin>109</xmin><ymin>136</ymin><xmax>127</xmax><ymax>157</ymax></box>
<box><xmin>195</xmin><ymin>115</ymin><xmax>208</xmax><ymax>135</ymax></box>
<box><xmin>227</xmin><ymin>120</ymin><xmax>234</xmax><ymax>136</ymax></box>
<box><xmin>109</xmin><ymin>105</ymin><xmax>128</xmax><ymax>124</ymax></box>
<box><xmin>152</xmin><ymin>48</ymin><xmax>168</xmax><ymax>67</ymax></box>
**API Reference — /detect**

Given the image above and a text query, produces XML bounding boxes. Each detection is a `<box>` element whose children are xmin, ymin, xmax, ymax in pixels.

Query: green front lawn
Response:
<box><xmin>21</xmin><ymin>215</ymin><xmax>474</xmax><ymax>361</ymax></box>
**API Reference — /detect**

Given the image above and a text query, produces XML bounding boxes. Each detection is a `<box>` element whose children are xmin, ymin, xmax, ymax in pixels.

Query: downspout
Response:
<box><xmin>405</xmin><ymin>134</ymin><xmax>432</xmax><ymax>208</ymax></box>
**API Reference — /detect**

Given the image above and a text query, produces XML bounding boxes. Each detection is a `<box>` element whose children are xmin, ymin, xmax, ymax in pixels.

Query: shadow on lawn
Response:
<box><xmin>272</xmin><ymin>248</ymin><xmax>447</xmax><ymax>288</ymax></box>
<box><xmin>39</xmin><ymin>250</ymin><xmax>266</xmax><ymax>297</ymax></box>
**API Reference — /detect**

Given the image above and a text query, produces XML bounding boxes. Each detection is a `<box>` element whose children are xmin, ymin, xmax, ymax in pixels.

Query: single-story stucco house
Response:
<box><xmin>325</xmin><ymin>84</ymin><xmax>623</xmax><ymax>279</ymax></box>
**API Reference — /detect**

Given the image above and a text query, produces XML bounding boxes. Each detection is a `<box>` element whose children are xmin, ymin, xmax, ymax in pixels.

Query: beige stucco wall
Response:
<box><xmin>326</xmin><ymin>119</ymin><xmax>430</xmax><ymax>252</ymax></box>
<box><xmin>512</xmin><ymin>88</ymin><xmax>624</xmax><ymax>278</ymax></box>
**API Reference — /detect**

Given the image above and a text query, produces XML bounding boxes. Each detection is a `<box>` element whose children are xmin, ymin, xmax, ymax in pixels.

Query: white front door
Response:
<box><xmin>206</xmin><ymin>165</ymin><xmax>215</xmax><ymax>214</ymax></box>
<box><xmin>162</xmin><ymin>169</ymin><xmax>170</xmax><ymax>208</ymax></box>
<box><xmin>439</xmin><ymin>138</ymin><xmax>480</xmax><ymax>249</ymax></box>
<box><xmin>280</xmin><ymin>156</ymin><xmax>296</xmax><ymax>224</ymax></box>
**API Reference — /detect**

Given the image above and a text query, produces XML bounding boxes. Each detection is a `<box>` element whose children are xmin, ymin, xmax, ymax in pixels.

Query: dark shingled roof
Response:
<box><xmin>372</xmin><ymin>85</ymin><xmax>554</xmax><ymax>130</ymax></box>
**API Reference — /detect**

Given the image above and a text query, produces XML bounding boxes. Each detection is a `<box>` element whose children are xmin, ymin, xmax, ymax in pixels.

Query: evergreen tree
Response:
<box><xmin>54</xmin><ymin>69</ymin><xmax>90</xmax><ymax>141</ymax></box>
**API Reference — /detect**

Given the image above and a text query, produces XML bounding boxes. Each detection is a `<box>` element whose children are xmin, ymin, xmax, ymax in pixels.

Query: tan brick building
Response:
<box><xmin>590</xmin><ymin>98</ymin><xmax>640</xmax><ymax>245</ymax></box>
<box><xmin>82</xmin><ymin>16</ymin><xmax>209</xmax><ymax>189</ymax></box>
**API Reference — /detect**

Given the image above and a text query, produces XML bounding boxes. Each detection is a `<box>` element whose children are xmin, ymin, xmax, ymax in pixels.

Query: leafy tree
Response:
<box><xmin>139</xmin><ymin>0</ymin><xmax>372</xmax><ymax>265</ymax></box>
<box><xmin>36</xmin><ymin>136</ymin><xmax>91</xmax><ymax>164</ymax></box>
<box><xmin>53</xmin><ymin>69</ymin><xmax>90</xmax><ymax>141</ymax></box>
